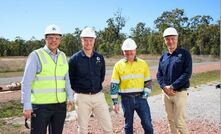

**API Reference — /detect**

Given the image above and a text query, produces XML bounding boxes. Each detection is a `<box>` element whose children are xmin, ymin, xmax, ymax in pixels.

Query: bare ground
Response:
<box><xmin>0</xmin><ymin>62</ymin><xmax>220</xmax><ymax>134</ymax></box>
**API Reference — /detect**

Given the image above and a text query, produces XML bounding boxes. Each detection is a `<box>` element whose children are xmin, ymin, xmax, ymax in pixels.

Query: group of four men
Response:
<box><xmin>21</xmin><ymin>24</ymin><xmax>192</xmax><ymax>134</ymax></box>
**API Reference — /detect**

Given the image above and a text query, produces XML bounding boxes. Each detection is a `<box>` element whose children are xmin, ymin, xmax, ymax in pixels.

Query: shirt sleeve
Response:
<box><xmin>144</xmin><ymin>62</ymin><xmax>151</xmax><ymax>82</ymax></box>
<box><xmin>156</xmin><ymin>56</ymin><xmax>167</xmax><ymax>89</ymax></box>
<box><xmin>65</xmin><ymin>72</ymin><xmax>74</xmax><ymax>101</ymax></box>
<box><xmin>111</xmin><ymin>63</ymin><xmax>120</xmax><ymax>84</ymax></box>
<box><xmin>21</xmin><ymin>51</ymin><xmax>39</xmax><ymax>110</ymax></box>
<box><xmin>68</xmin><ymin>55</ymin><xmax>75</xmax><ymax>90</ymax></box>
<box><xmin>110</xmin><ymin>63</ymin><xmax>120</xmax><ymax>100</ymax></box>
<box><xmin>100</xmin><ymin>56</ymin><xmax>106</xmax><ymax>83</ymax></box>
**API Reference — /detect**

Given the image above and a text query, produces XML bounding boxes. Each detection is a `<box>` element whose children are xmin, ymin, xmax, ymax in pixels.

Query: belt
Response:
<box><xmin>175</xmin><ymin>88</ymin><xmax>187</xmax><ymax>92</ymax></box>
<box><xmin>76</xmin><ymin>91</ymin><xmax>100</xmax><ymax>95</ymax></box>
<box><xmin>120</xmin><ymin>92</ymin><xmax>142</xmax><ymax>97</ymax></box>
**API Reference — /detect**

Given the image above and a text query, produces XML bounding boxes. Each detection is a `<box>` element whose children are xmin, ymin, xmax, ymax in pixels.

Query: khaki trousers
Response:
<box><xmin>74</xmin><ymin>92</ymin><xmax>113</xmax><ymax>134</ymax></box>
<box><xmin>163</xmin><ymin>90</ymin><xmax>189</xmax><ymax>134</ymax></box>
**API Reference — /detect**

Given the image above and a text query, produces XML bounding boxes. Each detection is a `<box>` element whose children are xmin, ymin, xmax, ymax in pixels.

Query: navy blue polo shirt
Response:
<box><xmin>68</xmin><ymin>50</ymin><xmax>105</xmax><ymax>94</ymax></box>
<box><xmin>157</xmin><ymin>48</ymin><xmax>192</xmax><ymax>91</ymax></box>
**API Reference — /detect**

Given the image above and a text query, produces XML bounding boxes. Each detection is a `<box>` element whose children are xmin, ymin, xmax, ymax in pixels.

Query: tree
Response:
<box><xmin>0</xmin><ymin>38</ymin><xmax>10</xmax><ymax>56</ymax></box>
<box><xmin>130</xmin><ymin>22</ymin><xmax>151</xmax><ymax>53</ymax></box>
<box><xmin>154</xmin><ymin>8</ymin><xmax>189</xmax><ymax>32</ymax></box>
<box><xmin>97</xmin><ymin>9</ymin><xmax>126</xmax><ymax>56</ymax></box>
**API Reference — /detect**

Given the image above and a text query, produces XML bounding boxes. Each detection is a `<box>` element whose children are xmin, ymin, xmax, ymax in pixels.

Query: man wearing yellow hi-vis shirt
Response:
<box><xmin>110</xmin><ymin>38</ymin><xmax>153</xmax><ymax>134</ymax></box>
<box><xmin>21</xmin><ymin>24</ymin><xmax>74</xmax><ymax>134</ymax></box>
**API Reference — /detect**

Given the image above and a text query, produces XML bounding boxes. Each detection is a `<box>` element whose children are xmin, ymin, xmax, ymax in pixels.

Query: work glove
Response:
<box><xmin>112</xmin><ymin>98</ymin><xmax>119</xmax><ymax>105</ymax></box>
<box><xmin>142</xmin><ymin>87</ymin><xmax>151</xmax><ymax>99</ymax></box>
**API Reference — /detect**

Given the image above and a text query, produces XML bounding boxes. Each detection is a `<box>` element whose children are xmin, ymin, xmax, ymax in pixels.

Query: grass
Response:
<box><xmin>0</xmin><ymin>70</ymin><xmax>219</xmax><ymax>133</ymax></box>
<box><xmin>0</xmin><ymin>70</ymin><xmax>218</xmax><ymax>118</ymax></box>
<box><xmin>0</xmin><ymin>100</ymin><xmax>23</xmax><ymax>119</ymax></box>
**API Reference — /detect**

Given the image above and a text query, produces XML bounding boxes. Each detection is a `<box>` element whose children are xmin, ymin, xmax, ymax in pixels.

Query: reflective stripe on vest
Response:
<box><xmin>31</xmin><ymin>48</ymin><xmax>68</xmax><ymax>104</ymax></box>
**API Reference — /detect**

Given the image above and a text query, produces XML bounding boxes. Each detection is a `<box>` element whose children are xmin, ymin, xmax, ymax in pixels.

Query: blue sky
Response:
<box><xmin>0</xmin><ymin>0</ymin><xmax>220</xmax><ymax>40</ymax></box>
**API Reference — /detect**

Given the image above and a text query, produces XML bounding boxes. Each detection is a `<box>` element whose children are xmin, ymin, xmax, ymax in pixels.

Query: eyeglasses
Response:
<box><xmin>25</xmin><ymin>118</ymin><xmax>30</xmax><ymax>129</ymax></box>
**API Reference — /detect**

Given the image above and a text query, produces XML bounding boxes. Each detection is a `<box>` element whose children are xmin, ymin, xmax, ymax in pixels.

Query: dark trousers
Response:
<box><xmin>121</xmin><ymin>95</ymin><xmax>153</xmax><ymax>134</ymax></box>
<box><xmin>31</xmin><ymin>102</ymin><xmax>66</xmax><ymax>134</ymax></box>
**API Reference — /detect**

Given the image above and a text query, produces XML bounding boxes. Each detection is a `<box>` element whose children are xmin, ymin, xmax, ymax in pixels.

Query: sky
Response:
<box><xmin>0</xmin><ymin>0</ymin><xmax>220</xmax><ymax>41</ymax></box>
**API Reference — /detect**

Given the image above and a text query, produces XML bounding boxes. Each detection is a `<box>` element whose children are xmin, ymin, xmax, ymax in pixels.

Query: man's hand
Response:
<box><xmin>23</xmin><ymin>109</ymin><xmax>32</xmax><ymax>119</ymax></box>
<box><xmin>163</xmin><ymin>86</ymin><xmax>176</xmax><ymax>96</ymax></box>
<box><xmin>67</xmin><ymin>101</ymin><xmax>74</xmax><ymax>112</ymax></box>
<box><xmin>113</xmin><ymin>104</ymin><xmax>120</xmax><ymax>113</ymax></box>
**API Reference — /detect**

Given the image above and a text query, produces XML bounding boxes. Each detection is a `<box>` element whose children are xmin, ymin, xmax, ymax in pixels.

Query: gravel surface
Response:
<box><xmin>0</xmin><ymin>62</ymin><xmax>220</xmax><ymax>133</ymax></box>
<box><xmin>62</xmin><ymin>81</ymin><xmax>221</xmax><ymax>134</ymax></box>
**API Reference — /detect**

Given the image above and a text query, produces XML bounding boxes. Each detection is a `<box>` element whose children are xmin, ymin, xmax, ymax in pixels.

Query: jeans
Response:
<box><xmin>121</xmin><ymin>95</ymin><xmax>153</xmax><ymax>134</ymax></box>
<box><xmin>31</xmin><ymin>102</ymin><xmax>66</xmax><ymax>134</ymax></box>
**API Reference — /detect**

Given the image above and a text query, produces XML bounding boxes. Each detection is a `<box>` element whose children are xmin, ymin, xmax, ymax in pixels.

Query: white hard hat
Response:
<box><xmin>163</xmin><ymin>27</ymin><xmax>178</xmax><ymax>37</ymax></box>
<box><xmin>80</xmin><ymin>27</ymin><xmax>96</xmax><ymax>38</ymax></box>
<box><xmin>121</xmin><ymin>38</ymin><xmax>137</xmax><ymax>51</ymax></box>
<box><xmin>44</xmin><ymin>24</ymin><xmax>62</xmax><ymax>36</ymax></box>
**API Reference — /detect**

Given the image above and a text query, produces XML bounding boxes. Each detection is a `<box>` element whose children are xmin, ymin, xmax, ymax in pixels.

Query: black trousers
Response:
<box><xmin>31</xmin><ymin>102</ymin><xmax>66</xmax><ymax>134</ymax></box>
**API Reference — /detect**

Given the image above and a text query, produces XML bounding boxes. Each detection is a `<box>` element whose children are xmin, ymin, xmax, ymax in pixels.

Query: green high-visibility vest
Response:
<box><xmin>31</xmin><ymin>48</ymin><xmax>68</xmax><ymax>104</ymax></box>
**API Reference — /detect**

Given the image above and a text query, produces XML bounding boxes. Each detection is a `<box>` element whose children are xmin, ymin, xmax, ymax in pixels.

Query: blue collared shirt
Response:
<box><xmin>68</xmin><ymin>50</ymin><xmax>105</xmax><ymax>94</ymax></box>
<box><xmin>21</xmin><ymin>45</ymin><xmax>74</xmax><ymax>110</ymax></box>
<box><xmin>157</xmin><ymin>48</ymin><xmax>192</xmax><ymax>90</ymax></box>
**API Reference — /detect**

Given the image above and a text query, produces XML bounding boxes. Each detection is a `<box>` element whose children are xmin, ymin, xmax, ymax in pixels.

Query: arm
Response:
<box><xmin>68</xmin><ymin>56</ymin><xmax>75</xmax><ymax>90</ymax></box>
<box><xmin>156</xmin><ymin>56</ymin><xmax>167</xmax><ymax>89</ymax></box>
<box><xmin>143</xmin><ymin>80</ymin><xmax>152</xmax><ymax>98</ymax></box>
<box><xmin>110</xmin><ymin>82</ymin><xmax>119</xmax><ymax>104</ymax></box>
<box><xmin>143</xmin><ymin>62</ymin><xmax>152</xmax><ymax>98</ymax></box>
<box><xmin>110</xmin><ymin>82</ymin><xmax>120</xmax><ymax>113</ymax></box>
<box><xmin>65</xmin><ymin>73</ymin><xmax>74</xmax><ymax>112</ymax></box>
<box><xmin>65</xmin><ymin>73</ymin><xmax>74</xmax><ymax>102</ymax></box>
<box><xmin>21</xmin><ymin>52</ymin><xmax>39</xmax><ymax>110</ymax></box>
<box><xmin>100</xmin><ymin>56</ymin><xmax>106</xmax><ymax>83</ymax></box>
<box><xmin>21</xmin><ymin>51</ymin><xmax>39</xmax><ymax>119</ymax></box>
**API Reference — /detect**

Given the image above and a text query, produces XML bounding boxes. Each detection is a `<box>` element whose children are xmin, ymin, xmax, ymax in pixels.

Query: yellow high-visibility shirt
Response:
<box><xmin>111</xmin><ymin>58</ymin><xmax>151</xmax><ymax>93</ymax></box>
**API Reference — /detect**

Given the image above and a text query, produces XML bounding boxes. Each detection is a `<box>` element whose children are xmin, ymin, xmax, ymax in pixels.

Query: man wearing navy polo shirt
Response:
<box><xmin>157</xmin><ymin>27</ymin><xmax>192</xmax><ymax>134</ymax></box>
<box><xmin>68</xmin><ymin>27</ymin><xmax>113</xmax><ymax>134</ymax></box>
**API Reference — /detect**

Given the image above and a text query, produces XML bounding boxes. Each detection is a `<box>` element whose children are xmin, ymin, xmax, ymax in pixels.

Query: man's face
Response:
<box><xmin>45</xmin><ymin>34</ymin><xmax>61</xmax><ymax>52</ymax></box>
<box><xmin>81</xmin><ymin>37</ymin><xmax>95</xmax><ymax>51</ymax></box>
<box><xmin>123</xmin><ymin>49</ymin><xmax>136</xmax><ymax>61</ymax></box>
<box><xmin>164</xmin><ymin>36</ymin><xmax>178</xmax><ymax>51</ymax></box>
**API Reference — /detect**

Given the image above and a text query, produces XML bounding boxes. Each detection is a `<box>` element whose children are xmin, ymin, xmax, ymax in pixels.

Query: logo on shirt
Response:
<box><xmin>96</xmin><ymin>57</ymin><xmax>101</xmax><ymax>63</ymax></box>
<box><xmin>178</xmin><ymin>54</ymin><xmax>182</xmax><ymax>57</ymax></box>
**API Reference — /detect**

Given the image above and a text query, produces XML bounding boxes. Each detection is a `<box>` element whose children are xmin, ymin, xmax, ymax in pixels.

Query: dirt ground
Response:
<box><xmin>0</xmin><ymin>62</ymin><xmax>220</xmax><ymax>134</ymax></box>
<box><xmin>0</xmin><ymin>62</ymin><xmax>220</xmax><ymax>103</ymax></box>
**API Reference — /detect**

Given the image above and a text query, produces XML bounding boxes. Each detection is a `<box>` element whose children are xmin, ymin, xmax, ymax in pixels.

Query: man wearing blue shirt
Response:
<box><xmin>69</xmin><ymin>27</ymin><xmax>113</xmax><ymax>134</ymax></box>
<box><xmin>157</xmin><ymin>27</ymin><xmax>192</xmax><ymax>134</ymax></box>
<box><xmin>21</xmin><ymin>24</ymin><xmax>74</xmax><ymax>134</ymax></box>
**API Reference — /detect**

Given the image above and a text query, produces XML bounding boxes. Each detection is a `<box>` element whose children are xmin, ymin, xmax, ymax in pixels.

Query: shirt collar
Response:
<box><xmin>167</xmin><ymin>48</ymin><xmax>179</xmax><ymax>56</ymax></box>
<box><xmin>80</xmin><ymin>50</ymin><xmax>95</xmax><ymax>57</ymax></box>
<box><xmin>43</xmin><ymin>45</ymin><xmax>60</xmax><ymax>55</ymax></box>
<box><xmin>123</xmin><ymin>56</ymin><xmax>138</xmax><ymax>62</ymax></box>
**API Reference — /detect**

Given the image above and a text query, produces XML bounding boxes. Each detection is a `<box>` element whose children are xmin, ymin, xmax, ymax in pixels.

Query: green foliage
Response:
<box><xmin>0</xmin><ymin>9</ymin><xmax>220</xmax><ymax>57</ymax></box>
<box><xmin>0</xmin><ymin>100</ymin><xmax>23</xmax><ymax>118</ymax></box>
<box><xmin>190</xmin><ymin>70</ymin><xmax>220</xmax><ymax>87</ymax></box>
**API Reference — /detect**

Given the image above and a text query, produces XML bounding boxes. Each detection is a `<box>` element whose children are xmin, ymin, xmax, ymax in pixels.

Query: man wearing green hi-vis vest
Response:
<box><xmin>21</xmin><ymin>24</ymin><xmax>74</xmax><ymax>134</ymax></box>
